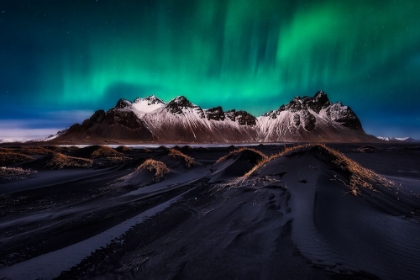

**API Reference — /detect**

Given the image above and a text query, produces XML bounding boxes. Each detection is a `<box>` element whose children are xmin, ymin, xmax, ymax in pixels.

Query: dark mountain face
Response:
<box><xmin>205</xmin><ymin>107</ymin><xmax>225</xmax><ymax>121</ymax></box>
<box><xmin>235</xmin><ymin>110</ymin><xmax>257</xmax><ymax>126</ymax></box>
<box><xmin>114</xmin><ymin>99</ymin><xmax>132</xmax><ymax>109</ymax></box>
<box><xmin>166</xmin><ymin>96</ymin><xmax>205</xmax><ymax>118</ymax></box>
<box><xmin>60</xmin><ymin>109</ymin><xmax>154</xmax><ymax>142</ymax></box>
<box><xmin>326</xmin><ymin>103</ymin><xmax>362</xmax><ymax>130</ymax></box>
<box><xmin>301</xmin><ymin>110</ymin><xmax>316</xmax><ymax>131</ymax></box>
<box><xmin>51</xmin><ymin>91</ymin><xmax>375</xmax><ymax>144</ymax></box>
<box><xmin>224</xmin><ymin>110</ymin><xmax>257</xmax><ymax>126</ymax></box>
<box><xmin>225</xmin><ymin>110</ymin><xmax>236</xmax><ymax>122</ymax></box>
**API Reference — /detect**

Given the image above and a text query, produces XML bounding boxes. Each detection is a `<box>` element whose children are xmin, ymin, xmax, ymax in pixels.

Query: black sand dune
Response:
<box><xmin>67</xmin><ymin>145</ymin><xmax>131</xmax><ymax>167</ymax></box>
<box><xmin>241</xmin><ymin>145</ymin><xmax>420</xmax><ymax>279</ymax></box>
<box><xmin>0</xmin><ymin>143</ymin><xmax>419</xmax><ymax>279</ymax></box>
<box><xmin>114</xmin><ymin>145</ymin><xmax>132</xmax><ymax>153</ymax></box>
<box><xmin>210</xmin><ymin>148</ymin><xmax>267</xmax><ymax>182</ymax></box>
<box><xmin>20</xmin><ymin>153</ymin><xmax>93</xmax><ymax>170</ymax></box>
<box><xmin>116</xmin><ymin>159</ymin><xmax>172</xmax><ymax>187</ymax></box>
<box><xmin>70</xmin><ymin>145</ymin><xmax>125</xmax><ymax>159</ymax></box>
<box><xmin>150</xmin><ymin>148</ymin><xmax>200</xmax><ymax>171</ymax></box>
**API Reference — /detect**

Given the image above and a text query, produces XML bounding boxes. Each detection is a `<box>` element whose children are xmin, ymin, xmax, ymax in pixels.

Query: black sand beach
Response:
<box><xmin>0</xmin><ymin>143</ymin><xmax>419</xmax><ymax>279</ymax></box>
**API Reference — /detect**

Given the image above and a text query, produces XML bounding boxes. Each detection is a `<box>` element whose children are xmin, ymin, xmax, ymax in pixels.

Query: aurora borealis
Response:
<box><xmin>1</xmin><ymin>0</ymin><xmax>420</xmax><ymax>140</ymax></box>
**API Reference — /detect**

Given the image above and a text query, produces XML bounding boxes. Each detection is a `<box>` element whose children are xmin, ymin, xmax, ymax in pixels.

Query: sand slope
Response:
<box><xmin>0</xmin><ymin>144</ymin><xmax>419</xmax><ymax>279</ymax></box>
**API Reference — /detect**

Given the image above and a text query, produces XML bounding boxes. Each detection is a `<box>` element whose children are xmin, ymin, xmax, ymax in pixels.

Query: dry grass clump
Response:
<box><xmin>137</xmin><ymin>159</ymin><xmax>170</xmax><ymax>178</ymax></box>
<box><xmin>242</xmin><ymin>143</ymin><xmax>393</xmax><ymax>195</ymax></box>
<box><xmin>317</xmin><ymin>143</ymin><xmax>394</xmax><ymax>195</ymax></box>
<box><xmin>0</xmin><ymin>166</ymin><xmax>37</xmax><ymax>181</ymax></box>
<box><xmin>242</xmin><ymin>158</ymin><xmax>269</xmax><ymax>179</ymax></box>
<box><xmin>46</xmin><ymin>153</ymin><xmax>93</xmax><ymax>169</ymax></box>
<box><xmin>42</xmin><ymin>145</ymin><xmax>61</xmax><ymax>151</ymax></box>
<box><xmin>275</xmin><ymin>144</ymin><xmax>313</xmax><ymax>157</ymax></box>
<box><xmin>168</xmin><ymin>149</ymin><xmax>198</xmax><ymax>167</ymax></box>
<box><xmin>0</xmin><ymin>146</ymin><xmax>54</xmax><ymax>159</ymax></box>
<box><xmin>0</xmin><ymin>152</ymin><xmax>34</xmax><ymax>166</ymax></box>
<box><xmin>16</xmin><ymin>146</ymin><xmax>54</xmax><ymax>155</ymax></box>
<box><xmin>104</xmin><ymin>156</ymin><xmax>128</xmax><ymax>162</ymax></box>
<box><xmin>215</xmin><ymin>147</ymin><xmax>268</xmax><ymax>164</ymax></box>
<box><xmin>91</xmin><ymin>146</ymin><xmax>124</xmax><ymax>158</ymax></box>
<box><xmin>115</xmin><ymin>146</ymin><xmax>131</xmax><ymax>153</ymax></box>
<box><xmin>243</xmin><ymin>144</ymin><xmax>324</xmax><ymax>179</ymax></box>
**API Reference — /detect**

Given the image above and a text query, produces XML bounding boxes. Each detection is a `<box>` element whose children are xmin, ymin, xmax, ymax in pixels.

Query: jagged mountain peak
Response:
<box><xmin>134</xmin><ymin>95</ymin><xmax>165</xmax><ymax>105</ymax></box>
<box><xmin>258</xmin><ymin>90</ymin><xmax>364</xmax><ymax>139</ymax></box>
<box><xmin>314</xmin><ymin>90</ymin><xmax>328</xmax><ymax>100</ymax></box>
<box><xmin>279</xmin><ymin>91</ymin><xmax>331</xmax><ymax>113</ymax></box>
<box><xmin>114</xmin><ymin>98</ymin><xmax>132</xmax><ymax>109</ymax></box>
<box><xmin>263</xmin><ymin>90</ymin><xmax>334</xmax><ymax>117</ymax></box>
<box><xmin>169</xmin><ymin>96</ymin><xmax>192</xmax><ymax>106</ymax></box>
<box><xmin>131</xmin><ymin>95</ymin><xmax>165</xmax><ymax>113</ymax></box>
<box><xmin>166</xmin><ymin>96</ymin><xmax>205</xmax><ymax>117</ymax></box>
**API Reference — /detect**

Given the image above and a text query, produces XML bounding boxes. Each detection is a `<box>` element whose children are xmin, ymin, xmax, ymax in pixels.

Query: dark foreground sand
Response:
<box><xmin>0</xmin><ymin>143</ymin><xmax>420</xmax><ymax>279</ymax></box>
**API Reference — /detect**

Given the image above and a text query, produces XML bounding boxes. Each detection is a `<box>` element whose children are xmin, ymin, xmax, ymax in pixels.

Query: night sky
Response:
<box><xmin>1</xmin><ymin>0</ymin><xmax>420</xmax><ymax>140</ymax></box>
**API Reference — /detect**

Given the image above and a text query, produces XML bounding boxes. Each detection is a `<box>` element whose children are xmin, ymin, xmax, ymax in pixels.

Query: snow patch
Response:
<box><xmin>132</xmin><ymin>100</ymin><xmax>164</xmax><ymax>113</ymax></box>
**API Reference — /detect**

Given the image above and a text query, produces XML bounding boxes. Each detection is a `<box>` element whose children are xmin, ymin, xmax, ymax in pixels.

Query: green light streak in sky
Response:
<box><xmin>33</xmin><ymin>0</ymin><xmax>420</xmax><ymax>115</ymax></box>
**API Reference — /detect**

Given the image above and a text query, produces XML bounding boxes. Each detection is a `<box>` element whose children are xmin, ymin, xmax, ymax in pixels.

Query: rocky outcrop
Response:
<box><xmin>166</xmin><ymin>96</ymin><xmax>205</xmax><ymax>118</ymax></box>
<box><xmin>205</xmin><ymin>107</ymin><xmax>225</xmax><ymax>121</ymax></box>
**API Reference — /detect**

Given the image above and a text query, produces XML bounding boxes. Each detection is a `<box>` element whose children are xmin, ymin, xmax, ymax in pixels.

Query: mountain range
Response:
<box><xmin>377</xmin><ymin>136</ymin><xmax>417</xmax><ymax>142</ymax></box>
<box><xmin>49</xmin><ymin>91</ymin><xmax>377</xmax><ymax>144</ymax></box>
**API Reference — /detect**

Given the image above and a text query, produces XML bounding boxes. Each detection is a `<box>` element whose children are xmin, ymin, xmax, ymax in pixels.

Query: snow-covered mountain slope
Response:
<box><xmin>258</xmin><ymin>91</ymin><xmax>373</xmax><ymax>142</ymax></box>
<box><xmin>116</xmin><ymin>96</ymin><xmax>259</xmax><ymax>143</ymax></box>
<box><xmin>51</xmin><ymin>91</ymin><xmax>377</xmax><ymax>143</ymax></box>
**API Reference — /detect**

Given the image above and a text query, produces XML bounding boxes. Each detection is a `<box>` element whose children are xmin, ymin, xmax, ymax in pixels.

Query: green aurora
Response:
<box><xmin>1</xmin><ymin>0</ymin><xmax>420</xmax><ymax>138</ymax></box>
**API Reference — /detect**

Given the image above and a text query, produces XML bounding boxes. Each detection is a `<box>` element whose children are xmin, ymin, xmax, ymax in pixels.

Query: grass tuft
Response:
<box><xmin>17</xmin><ymin>146</ymin><xmax>54</xmax><ymax>155</ymax></box>
<box><xmin>137</xmin><ymin>159</ymin><xmax>170</xmax><ymax>178</ymax></box>
<box><xmin>46</xmin><ymin>153</ymin><xmax>93</xmax><ymax>169</ymax></box>
<box><xmin>0</xmin><ymin>166</ymin><xmax>37</xmax><ymax>181</ymax></box>
<box><xmin>215</xmin><ymin>147</ymin><xmax>268</xmax><ymax>164</ymax></box>
<box><xmin>317</xmin><ymin>143</ymin><xmax>394</xmax><ymax>195</ymax></box>
<box><xmin>91</xmin><ymin>146</ymin><xmax>124</xmax><ymax>158</ymax></box>
<box><xmin>0</xmin><ymin>152</ymin><xmax>35</xmax><ymax>166</ymax></box>
<box><xmin>115</xmin><ymin>146</ymin><xmax>131</xmax><ymax>153</ymax></box>
<box><xmin>242</xmin><ymin>143</ymin><xmax>394</xmax><ymax>195</ymax></box>
<box><xmin>168</xmin><ymin>149</ymin><xmax>198</xmax><ymax>167</ymax></box>
<box><xmin>242</xmin><ymin>145</ymin><xmax>309</xmax><ymax>179</ymax></box>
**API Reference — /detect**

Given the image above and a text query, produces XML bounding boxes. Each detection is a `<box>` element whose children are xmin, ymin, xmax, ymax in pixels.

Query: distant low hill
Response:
<box><xmin>377</xmin><ymin>136</ymin><xmax>418</xmax><ymax>142</ymax></box>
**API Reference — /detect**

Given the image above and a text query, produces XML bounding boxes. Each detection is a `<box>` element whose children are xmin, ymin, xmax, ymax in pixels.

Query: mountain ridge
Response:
<box><xmin>49</xmin><ymin>91</ymin><xmax>378</xmax><ymax>144</ymax></box>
